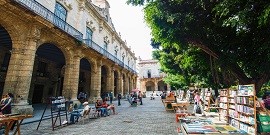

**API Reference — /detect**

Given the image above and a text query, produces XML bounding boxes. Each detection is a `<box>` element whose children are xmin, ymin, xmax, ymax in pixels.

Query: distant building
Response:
<box><xmin>137</xmin><ymin>59</ymin><xmax>170</xmax><ymax>92</ymax></box>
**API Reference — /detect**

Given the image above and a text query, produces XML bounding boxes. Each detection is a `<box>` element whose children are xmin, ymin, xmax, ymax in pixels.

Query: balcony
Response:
<box><xmin>13</xmin><ymin>0</ymin><xmax>83</xmax><ymax>41</ymax></box>
<box><xmin>140</xmin><ymin>74</ymin><xmax>166</xmax><ymax>79</ymax></box>
<box><xmin>83</xmin><ymin>39</ymin><xmax>136</xmax><ymax>74</ymax></box>
<box><xmin>12</xmin><ymin>0</ymin><xmax>137</xmax><ymax>74</ymax></box>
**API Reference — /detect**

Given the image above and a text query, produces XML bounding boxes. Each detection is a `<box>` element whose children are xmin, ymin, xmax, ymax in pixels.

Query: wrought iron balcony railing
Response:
<box><xmin>13</xmin><ymin>0</ymin><xmax>83</xmax><ymax>41</ymax></box>
<box><xmin>13</xmin><ymin>0</ymin><xmax>137</xmax><ymax>74</ymax></box>
<box><xmin>83</xmin><ymin>39</ymin><xmax>137</xmax><ymax>74</ymax></box>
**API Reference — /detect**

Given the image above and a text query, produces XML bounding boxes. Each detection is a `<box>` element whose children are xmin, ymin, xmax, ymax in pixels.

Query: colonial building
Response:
<box><xmin>138</xmin><ymin>59</ymin><xmax>170</xmax><ymax>93</ymax></box>
<box><xmin>0</xmin><ymin>0</ymin><xmax>137</xmax><ymax>114</ymax></box>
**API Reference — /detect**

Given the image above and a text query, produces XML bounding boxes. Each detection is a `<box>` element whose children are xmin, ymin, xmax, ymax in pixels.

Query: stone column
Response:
<box><xmin>129</xmin><ymin>78</ymin><xmax>132</xmax><ymax>91</ymax></box>
<box><xmin>3</xmin><ymin>26</ymin><xmax>40</xmax><ymax>114</ymax></box>
<box><xmin>118</xmin><ymin>73</ymin><xmax>123</xmax><ymax>95</ymax></box>
<box><xmin>154</xmin><ymin>79</ymin><xmax>158</xmax><ymax>91</ymax></box>
<box><xmin>140</xmin><ymin>79</ymin><xmax>146</xmax><ymax>92</ymax></box>
<box><xmin>108</xmin><ymin>67</ymin><xmax>114</xmax><ymax>94</ymax></box>
<box><xmin>123</xmin><ymin>74</ymin><xmax>128</xmax><ymax>95</ymax></box>
<box><xmin>106</xmin><ymin>67</ymin><xmax>112</xmax><ymax>93</ymax></box>
<box><xmin>134</xmin><ymin>76</ymin><xmax>138</xmax><ymax>89</ymax></box>
<box><xmin>64</xmin><ymin>56</ymin><xmax>80</xmax><ymax>101</ymax></box>
<box><xmin>90</xmin><ymin>62</ymin><xmax>101</xmax><ymax>100</ymax></box>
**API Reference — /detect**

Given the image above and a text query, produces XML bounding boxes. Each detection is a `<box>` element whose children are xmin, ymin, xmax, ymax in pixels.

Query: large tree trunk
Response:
<box><xmin>187</xmin><ymin>39</ymin><xmax>270</xmax><ymax>95</ymax></box>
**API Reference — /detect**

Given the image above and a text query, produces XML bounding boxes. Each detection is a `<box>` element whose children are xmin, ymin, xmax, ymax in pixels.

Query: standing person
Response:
<box><xmin>193</xmin><ymin>92</ymin><xmax>206</xmax><ymax>116</ymax></box>
<box><xmin>117</xmin><ymin>93</ymin><xmax>121</xmax><ymax>106</ymax></box>
<box><xmin>138</xmin><ymin>91</ymin><xmax>143</xmax><ymax>105</ymax></box>
<box><xmin>109</xmin><ymin>92</ymin><xmax>113</xmax><ymax>104</ymax></box>
<box><xmin>1</xmin><ymin>93</ymin><xmax>13</xmax><ymax>114</ymax></box>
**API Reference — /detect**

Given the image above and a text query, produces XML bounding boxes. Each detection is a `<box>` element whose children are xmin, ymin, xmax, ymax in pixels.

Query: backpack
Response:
<box><xmin>195</xmin><ymin>105</ymin><xmax>202</xmax><ymax>114</ymax></box>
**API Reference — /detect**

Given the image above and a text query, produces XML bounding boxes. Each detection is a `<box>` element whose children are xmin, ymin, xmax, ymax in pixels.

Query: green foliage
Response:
<box><xmin>258</xmin><ymin>81</ymin><xmax>270</xmax><ymax>98</ymax></box>
<box><xmin>127</xmin><ymin>0</ymin><xmax>270</xmax><ymax>93</ymax></box>
<box><xmin>126</xmin><ymin>0</ymin><xmax>154</xmax><ymax>6</ymax></box>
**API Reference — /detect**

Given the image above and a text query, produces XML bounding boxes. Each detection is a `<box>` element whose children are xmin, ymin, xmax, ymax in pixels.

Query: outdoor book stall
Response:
<box><xmin>179</xmin><ymin>116</ymin><xmax>247</xmax><ymax>135</ymax></box>
<box><xmin>37</xmin><ymin>96</ymin><xmax>68</xmax><ymax>130</ymax></box>
<box><xmin>179</xmin><ymin>84</ymin><xmax>264</xmax><ymax>135</ymax></box>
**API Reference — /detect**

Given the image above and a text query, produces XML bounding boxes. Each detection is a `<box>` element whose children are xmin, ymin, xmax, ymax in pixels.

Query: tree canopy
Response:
<box><xmin>127</xmin><ymin>0</ymin><xmax>270</xmax><ymax>93</ymax></box>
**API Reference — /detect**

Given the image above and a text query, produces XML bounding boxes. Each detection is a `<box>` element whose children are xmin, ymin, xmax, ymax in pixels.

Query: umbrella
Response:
<box><xmin>131</xmin><ymin>89</ymin><xmax>140</xmax><ymax>92</ymax></box>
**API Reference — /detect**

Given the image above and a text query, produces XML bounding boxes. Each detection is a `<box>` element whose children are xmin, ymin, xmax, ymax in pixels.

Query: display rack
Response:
<box><xmin>227</xmin><ymin>88</ymin><xmax>237</xmax><ymax>123</ymax></box>
<box><xmin>228</xmin><ymin>84</ymin><xmax>256</xmax><ymax>135</ymax></box>
<box><xmin>203</xmin><ymin>91</ymin><xmax>211</xmax><ymax>111</ymax></box>
<box><xmin>37</xmin><ymin>96</ymin><xmax>68</xmax><ymax>131</ymax></box>
<box><xmin>203</xmin><ymin>91</ymin><xmax>215</xmax><ymax>112</ymax></box>
<box><xmin>218</xmin><ymin>89</ymin><xmax>229</xmax><ymax>121</ymax></box>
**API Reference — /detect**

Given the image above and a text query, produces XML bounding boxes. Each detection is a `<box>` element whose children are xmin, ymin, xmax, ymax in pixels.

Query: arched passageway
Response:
<box><xmin>0</xmin><ymin>25</ymin><xmax>12</xmax><ymax>96</ymax></box>
<box><xmin>145</xmin><ymin>81</ymin><xmax>155</xmax><ymax>91</ymax></box>
<box><xmin>78</xmin><ymin>58</ymin><xmax>91</xmax><ymax>99</ymax></box>
<box><xmin>101</xmin><ymin>65</ymin><xmax>108</xmax><ymax>100</ymax></box>
<box><xmin>158</xmin><ymin>80</ymin><xmax>167</xmax><ymax>91</ymax></box>
<box><xmin>114</xmin><ymin>71</ymin><xmax>119</xmax><ymax>97</ymax></box>
<box><xmin>30</xmin><ymin>43</ymin><xmax>65</xmax><ymax>104</ymax></box>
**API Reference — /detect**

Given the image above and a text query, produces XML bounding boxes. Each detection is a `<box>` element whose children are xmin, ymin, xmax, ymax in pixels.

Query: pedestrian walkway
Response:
<box><xmin>18</xmin><ymin>97</ymin><xmax>178</xmax><ymax>135</ymax></box>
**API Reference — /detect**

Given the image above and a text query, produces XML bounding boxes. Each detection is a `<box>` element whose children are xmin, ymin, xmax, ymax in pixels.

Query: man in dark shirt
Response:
<box><xmin>117</xmin><ymin>93</ymin><xmax>121</xmax><ymax>106</ymax></box>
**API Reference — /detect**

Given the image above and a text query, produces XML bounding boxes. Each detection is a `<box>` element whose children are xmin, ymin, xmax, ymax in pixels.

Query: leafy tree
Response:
<box><xmin>127</xmin><ymin>0</ymin><xmax>270</xmax><ymax>93</ymax></box>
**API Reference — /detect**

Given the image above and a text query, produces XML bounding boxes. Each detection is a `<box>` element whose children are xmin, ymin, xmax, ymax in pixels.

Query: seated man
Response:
<box><xmin>95</xmin><ymin>100</ymin><xmax>107</xmax><ymax>117</ymax></box>
<box><xmin>69</xmin><ymin>101</ymin><xmax>89</xmax><ymax>124</ymax></box>
<box><xmin>102</xmin><ymin>100</ymin><xmax>116</xmax><ymax>115</ymax></box>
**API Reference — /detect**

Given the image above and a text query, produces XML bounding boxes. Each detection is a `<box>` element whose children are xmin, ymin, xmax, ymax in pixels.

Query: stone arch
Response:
<box><xmin>122</xmin><ymin>72</ymin><xmax>128</xmax><ymax>95</ymax></box>
<box><xmin>128</xmin><ymin>76</ymin><xmax>132</xmax><ymax>94</ymax></box>
<box><xmin>0</xmin><ymin>16</ymin><xmax>20</xmax><ymax>47</ymax></box>
<box><xmin>158</xmin><ymin>80</ymin><xmax>167</xmax><ymax>91</ymax></box>
<box><xmin>0</xmin><ymin>24</ymin><xmax>13</xmax><ymax>96</ymax></box>
<box><xmin>78</xmin><ymin>57</ymin><xmax>93</xmax><ymax>100</ymax></box>
<box><xmin>29</xmin><ymin>43</ymin><xmax>66</xmax><ymax>104</ymax></box>
<box><xmin>145</xmin><ymin>81</ymin><xmax>155</xmax><ymax>91</ymax></box>
<box><xmin>113</xmin><ymin>69</ymin><xmax>119</xmax><ymax>97</ymax></box>
<box><xmin>100</xmin><ymin>64</ymin><xmax>109</xmax><ymax>100</ymax></box>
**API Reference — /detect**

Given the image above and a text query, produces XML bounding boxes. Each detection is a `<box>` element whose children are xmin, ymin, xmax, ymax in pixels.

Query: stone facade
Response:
<box><xmin>0</xmin><ymin>0</ymin><xmax>137</xmax><ymax>114</ymax></box>
<box><xmin>137</xmin><ymin>59</ymin><xmax>170</xmax><ymax>93</ymax></box>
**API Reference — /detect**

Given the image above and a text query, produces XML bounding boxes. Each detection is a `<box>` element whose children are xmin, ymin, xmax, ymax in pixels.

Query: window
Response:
<box><xmin>104</xmin><ymin>41</ymin><xmax>108</xmax><ymax>50</ymax></box>
<box><xmin>122</xmin><ymin>55</ymin><xmax>125</xmax><ymax>62</ymax></box>
<box><xmin>128</xmin><ymin>59</ymin><xmax>130</xmax><ymax>66</ymax></box>
<box><xmin>115</xmin><ymin>50</ymin><xmax>117</xmax><ymax>57</ymax></box>
<box><xmin>54</xmin><ymin>2</ymin><xmax>67</xmax><ymax>29</ymax></box>
<box><xmin>86</xmin><ymin>27</ymin><xmax>93</xmax><ymax>45</ymax></box>
<box><xmin>147</xmin><ymin>69</ymin><xmax>151</xmax><ymax>78</ymax></box>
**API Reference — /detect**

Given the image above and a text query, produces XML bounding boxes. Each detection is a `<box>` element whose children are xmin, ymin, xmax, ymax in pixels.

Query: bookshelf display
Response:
<box><xmin>228</xmin><ymin>84</ymin><xmax>256</xmax><ymax>135</ymax></box>
<box><xmin>219</xmin><ymin>89</ymin><xmax>229</xmax><ymax>121</ymax></box>
<box><xmin>203</xmin><ymin>91</ymin><xmax>212</xmax><ymax>111</ymax></box>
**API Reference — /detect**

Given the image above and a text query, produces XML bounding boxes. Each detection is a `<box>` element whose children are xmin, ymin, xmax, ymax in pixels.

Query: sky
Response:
<box><xmin>108</xmin><ymin>0</ymin><xmax>153</xmax><ymax>60</ymax></box>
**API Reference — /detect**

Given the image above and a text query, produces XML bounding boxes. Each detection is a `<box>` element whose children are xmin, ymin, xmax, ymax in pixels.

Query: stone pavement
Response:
<box><xmin>17</xmin><ymin>97</ymin><xmax>178</xmax><ymax>135</ymax></box>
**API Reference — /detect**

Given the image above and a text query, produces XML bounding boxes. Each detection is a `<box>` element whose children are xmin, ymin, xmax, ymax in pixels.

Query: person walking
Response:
<box><xmin>109</xmin><ymin>92</ymin><xmax>113</xmax><ymax>104</ymax></box>
<box><xmin>117</xmin><ymin>93</ymin><xmax>121</xmax><ymax>106</ymax></box>
<box><xmin>138</xmin><ymin>91</ymin><xmax>143</xmax><ymax>105</ymax></box>
<box><xmin>193</xmin><ymin>92</ymin><xmax>206</xmax><ymax>116</ymax></box>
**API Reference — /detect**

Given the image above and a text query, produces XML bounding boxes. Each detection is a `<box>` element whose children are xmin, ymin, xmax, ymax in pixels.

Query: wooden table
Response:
<box><xmin>163</xmin><ymin>100</ymin><xmax>175</xmax><ymax>111</ymax></box>
<box><xmin>0</xmin><ymin>114</ymin><xmax>33</xmax><ymax>135</ymax></box>
<box><xmin>171</xmin><ymin>102</ymin><xmax>190</xmax><ymax>112</ymax></box>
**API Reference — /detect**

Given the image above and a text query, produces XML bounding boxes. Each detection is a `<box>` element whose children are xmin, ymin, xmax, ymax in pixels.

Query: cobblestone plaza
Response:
<box><xmin>19</xmin><ymin>98</ymin><xmax>177</xmax><ymax>135</ymax></box>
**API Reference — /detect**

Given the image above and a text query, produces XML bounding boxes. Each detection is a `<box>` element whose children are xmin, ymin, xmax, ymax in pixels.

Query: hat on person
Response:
<box><xmin>83</xmin><ymin>102</ymin><xmax>88</xmax><ymax>105</ymax></box>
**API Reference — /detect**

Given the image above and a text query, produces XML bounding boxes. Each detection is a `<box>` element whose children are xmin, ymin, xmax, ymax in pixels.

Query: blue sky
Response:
<box><xmin>108</xmin><ymin>0</ymin><xmax>153</xmax><ymax>60</ymax></box>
